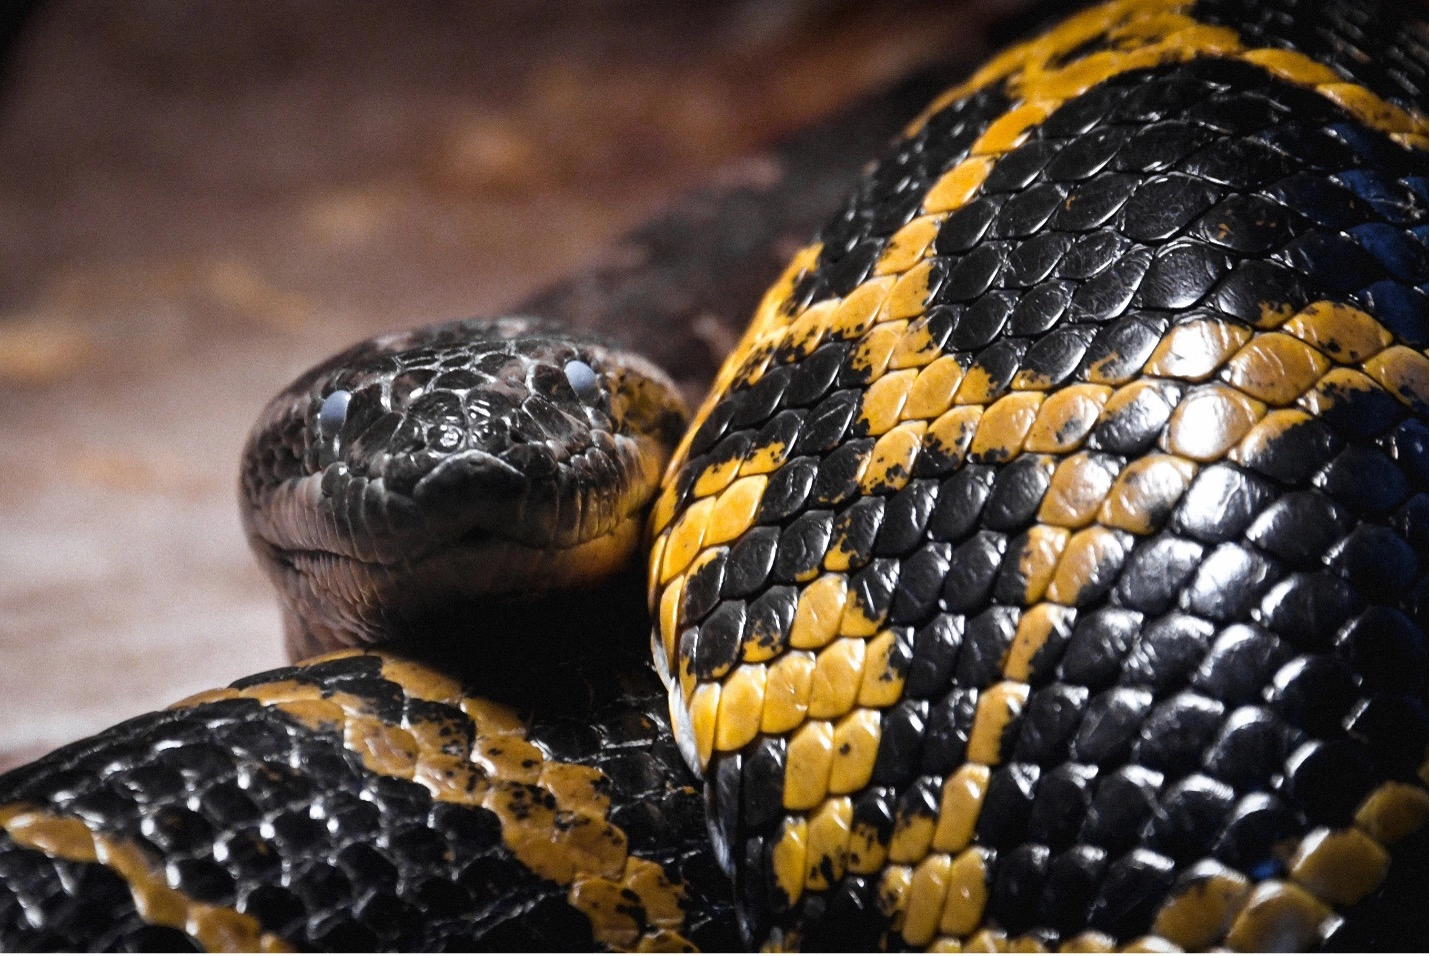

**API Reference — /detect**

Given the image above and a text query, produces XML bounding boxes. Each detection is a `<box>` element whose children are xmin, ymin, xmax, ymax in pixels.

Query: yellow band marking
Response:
<box><xmin>1004</xmin><ymin>602</ymin><xmax>1077</xmax><ymax>681</ymax></box>
<box><xmin>807</xmin><ymin>637</ymin><xmax>865</xmax><ymax>719</ymax></box>
<box><xmin>654</xmin><ymin>0</ymin><xmax>1428</xmax><ymax>546</ymax></box>
<box><xmin>677</xmin><ymin>289</ymin><xmax>1418</xmax><ymax>942</ymax></box>
<box><xmin>860</xmin><ymin>367</ymin><xmax>921</xmax><ymax>435</ymax></box>
<box><xmin>656</xmin><ymin>574</ymin><xmax>683</xmax><ymax>668</ymax></box>
<box><xmin>185</xmin><ymin>653</ymin><xmax>693</xmax><ymax>952</ymax></box>
<box><xmin>856</xmin><ymin>629</ymin><xmax>909</xmax><ymax>708</ymax></box>
<box><xmin>740</xmin><ymin>438</ymin><xmax>790</xmax><ymax>477</ymax></box>
<box><xmin>690</xmin><ymin>455</ymin><xmax>741</xmax><ymax>499</ymax></box>
<box><xmin>714</xmin><ymin>662</ymin><xmax>768</xmax><ymax>752</ymax></box>
<box><xmin>1223</xmin><ymin>880</ymin><xmax>1332</xmax><ymax>951</ymax></box>
<box><xmin>0</xmin><ymin>803</ymin><xmax>292</xmax><ymax>952</ymax></box>
<box><xmin>687</xmin><ymin>680</ymin><xmax>720</xmax><ymax>770</ymax></box>
<box><xmin>930</xmin><ymin>764</ymin><xmax>990</xmax><ymax>855</ymax></box>
<box><xmin>1363</xmin><ymin>344</ymin><xmax>1429</xmax><ymax>412</ymax></box>
<box><xmin>848</xmin><ymin>815</ymin><xmax>890</xmax><ymax>876</ymax></box>
<box><xmin>937</xmin><ymin>846</ymin><xmax>991</xmax><ymax>938</ymax></box>
<box><xmin>1353</xmin><ymin>780</ymin><xmax>1429</xmax><ymax>844</ymax></box>
<box><xmin>648</xmin><ymin>0</ymin><xmax>1426</xmax><ymax>946</ymax></box>
<box><xmin>888</xmin><ymin>799</ymin><xmax>939</xmax><ymax>866</ymax></box>
<box><xmin>828</xmin><ymin>709</ymin><xmax>882</xmax><ymax>795</ymax></box>
<box><xmin>703</xmin><ymin>474</ymin><xmax>767</xmax><ymax>547</ymax></box>
<box><xmin>1288</xmin><ymin>827</ymin><xmax>1390</xmax><ymax>907</ymax></box>
<box><xmin>1015</xmin><ymin>524</ymin><xmax>1072</xmax><ymax>604</ymax></box>
<box><xmin>1150</xmin><ymin>861</ymin><xmax>1251</xmax><ymax>950</ymax></box>
<box><xmin>966</xmin><ymin>681</ymin><xmax>1031</xmax><ymax>765</ymax></box>
<box><xmin>771</xmin><ymin>816</ymin><xmax>809</xmax><ymax>908</ymax></box>
<box><xmin>789</xmin><ymin>573</ymin><xmax>850</xmax><ymax>649</ymax></box>
<box><xmin>904</xmin><ymin>852</ymin><xmax>955</xmax><ymax>947</ymax></box>
<box><xmin>970</xmin><ymin>392</ymin><xmax>1044</xmax><ymax>462</ymax></box>
<box><xmin>1222</xmin><ymin>332</ymin><xmax>1331</xmax><ymax>406</ymax></box>
<box><xmin>1062</xmin><ymin>931</ymin><xmax>1119</xmax><ymax>952</ymax></box>
<box><xmin>762</xmin><ymin>650</ymin><xmax>817</xmax><ymax>734</ymax></box>
<box><xmin>907</xmin><ymin>0</ymin><xmax>1424</xmax><ymax>142</ymax></box>
<box><xmin>1144</xmin><ymin>319</ymin><xmax>1253</xmax><ymax>382</ymax></box>
<box><xmin>658</xmin><ymin>242</ymin><xmax>823</xmax><ymax>492</ymax></box>
<box><xmin>803</xmin><ymin>796</ymin><xmax>854</xmax><ymax>891</ymax></box>
<box><xmin>783</xmin><ymin>720</ymin><xmax>835</xmax><ymax>811</ymax></box>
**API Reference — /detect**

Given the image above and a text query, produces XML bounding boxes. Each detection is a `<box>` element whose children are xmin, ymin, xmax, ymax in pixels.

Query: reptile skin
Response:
<box><xmin>3</xmin><ymin>0</ymin><xmax>1427</xmax><ymax>951</ymax></box>
<box><xmin>650</xmin><ymin>0</ymin><xmax>1427</xmax><ymax>949</ymax></box>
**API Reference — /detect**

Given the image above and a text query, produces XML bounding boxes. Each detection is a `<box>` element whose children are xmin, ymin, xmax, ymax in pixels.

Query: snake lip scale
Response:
<box><xmin>1</xmin><ymin>0</ymin><xmax>1426</xmax><ymax>950</ymax></box>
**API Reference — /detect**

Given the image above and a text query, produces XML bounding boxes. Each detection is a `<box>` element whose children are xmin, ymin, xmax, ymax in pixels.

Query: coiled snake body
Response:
<box><xmin>2</xmin><ymin>0</ymin><xmax>1426</xmax><ymax>950</ymax></box>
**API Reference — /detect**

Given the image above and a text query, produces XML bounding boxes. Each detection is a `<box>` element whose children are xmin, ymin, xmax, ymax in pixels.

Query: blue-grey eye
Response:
<box><xmin>319</xmin><ymin>389</ymin><xmax>351</xmax><ymax>437</ymax></box>
<box><xmin>564</xmin><ymin>360</ymin><xmax>601</xmax><ymax>403</ymax></box>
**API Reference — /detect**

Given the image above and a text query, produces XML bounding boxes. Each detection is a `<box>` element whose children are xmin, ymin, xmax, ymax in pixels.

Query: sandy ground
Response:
<box><xmin>0</xmin><ymin>0</ymin><xmax>1015</xmax><ymax>770</ymax></box>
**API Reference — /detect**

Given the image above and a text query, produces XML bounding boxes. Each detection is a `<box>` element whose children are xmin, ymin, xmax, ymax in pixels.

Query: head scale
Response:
<box><xmin>240</xmin><ymin>316</ymin><xmax>687</xmax><ymax>656</ymax></box>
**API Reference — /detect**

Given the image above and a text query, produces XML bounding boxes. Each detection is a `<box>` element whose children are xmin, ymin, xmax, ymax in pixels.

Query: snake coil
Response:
<box><xmin>2</xmin><ymin>0</ymin><xmax>1426</xmax><ymax>950</ymax></box>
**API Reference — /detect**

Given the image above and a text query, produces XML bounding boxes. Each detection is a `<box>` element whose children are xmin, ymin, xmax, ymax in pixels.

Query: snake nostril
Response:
<box><xmin>318</xmin><ymin>390</ymin><xmax>351</xmax><ymax>438</ymax></box>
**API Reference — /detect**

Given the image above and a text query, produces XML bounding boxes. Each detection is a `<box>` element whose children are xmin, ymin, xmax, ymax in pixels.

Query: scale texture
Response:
<box><xmin>0</xmin><ymin>651</ymin><xmax>739</xmax><ymax>951</ymax></box>
<box><xmin>0</xmin><ymin>0</ymin><xmax>1426</xmax><ymax>951</ymax></box>
<box><xmin>649</xmin><ymin>0</ymin><xmax>1428</xmax><ymax>949</ymax></box>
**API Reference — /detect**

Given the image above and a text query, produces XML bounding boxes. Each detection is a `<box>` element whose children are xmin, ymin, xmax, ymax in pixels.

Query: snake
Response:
<box><xmin>2</xmin><ymin>0</ymin><xmax>1426</xmax><ymax>950</ymax></box>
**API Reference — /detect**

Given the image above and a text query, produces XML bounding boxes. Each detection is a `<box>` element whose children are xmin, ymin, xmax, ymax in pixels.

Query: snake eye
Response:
<box><xmin>563</xmin><ymin>360</ymin><xmax>601</xmax><ymax>404</ymax></box>
<box><xmin>318</xmin><ymin>389</ymin><xmax>351</xmax><ymax>437</ymax></box>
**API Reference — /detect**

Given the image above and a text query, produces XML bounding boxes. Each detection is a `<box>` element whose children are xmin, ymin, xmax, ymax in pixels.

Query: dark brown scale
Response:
<box><xmin>919</xmin><ymin>689</ymin><xmax>975</xmax><ymax>778</ymax></box>
<box><xmin>1015</xmin><ymin>684</ymin><xmax>1091</xmax><ymax>765</ymax></box>
<box><xmin>942</xmin><ymin>533</ymin><xmax>1007</xmax><ymax>612</ymax></box>
<box><xmin>849</xmin><ymin>559</ymin><xmax>901</xmax><ymax>625</ymax></box>
<box><xmin>978</xmin><ymin>764</ymin><xmax>1042</xmax><ymax>847</ymax></box>
<box><xmin>890</xmin><ymin>543</ymin><xmax>952</xmax><ymax>623</ymax></box>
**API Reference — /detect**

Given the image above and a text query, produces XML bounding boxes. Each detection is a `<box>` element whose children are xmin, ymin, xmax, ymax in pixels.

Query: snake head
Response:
<box><xmin>240</xmin><ymin>316</ymin><xmax>688</xmax><ymax>656</ymax></box>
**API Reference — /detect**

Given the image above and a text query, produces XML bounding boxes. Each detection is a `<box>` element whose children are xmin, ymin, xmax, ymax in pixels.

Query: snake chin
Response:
<box><xmin>266</xmin><ymin>505</ymin><xmax>651</xmax><ymax>657</ymax></box>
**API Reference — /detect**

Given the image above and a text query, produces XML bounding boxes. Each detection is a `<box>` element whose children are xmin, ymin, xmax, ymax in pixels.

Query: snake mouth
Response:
<box><xmin>239</xmin><ymin>317</ymin><xmax>687</xmax><ymax>652</ymax></box>
<box><xmin>254</xmin><ymin>504</ymin><xmax>650</xmax><ymax>652</ymax></box>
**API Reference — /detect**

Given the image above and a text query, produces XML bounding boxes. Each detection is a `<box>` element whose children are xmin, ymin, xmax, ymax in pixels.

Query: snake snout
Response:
<box><xmin>241</xmin><ymin>316</ymin><xmax>688</xmax><ymax>652</ymax></box>
<box><xmin>412</xmin><ymin>448</ymin><xmax>533</xmax><ymax>541</ymax></box>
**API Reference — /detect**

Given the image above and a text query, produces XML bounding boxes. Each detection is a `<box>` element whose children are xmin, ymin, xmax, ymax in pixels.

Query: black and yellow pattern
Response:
<box><xmin>650</xmin><ymin>0</ymin><xmax>1427</xmax><ymax>949</ymax></box>
<box><xmin>0</xmin><ymin>652</ymin><xmax>739</xmax><ymax>951</ymax></box>
<box><xmin>1</xmin><ymin>0</ymin><xmax>1426</xmax><ymax>951</ymax></box>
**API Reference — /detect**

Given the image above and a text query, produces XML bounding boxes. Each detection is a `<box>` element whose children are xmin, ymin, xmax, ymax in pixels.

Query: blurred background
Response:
<box><xmin>0</xmin><ymin>0</ymin><xmax>1025</xmax><ymax>770</ymax></box>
